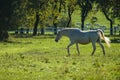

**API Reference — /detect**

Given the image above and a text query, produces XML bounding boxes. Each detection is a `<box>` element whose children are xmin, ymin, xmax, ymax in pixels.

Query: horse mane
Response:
<box><xmin>61</xmin><ymin>28</ymin><xmax>80</xmax><ymax>31</ymax></box>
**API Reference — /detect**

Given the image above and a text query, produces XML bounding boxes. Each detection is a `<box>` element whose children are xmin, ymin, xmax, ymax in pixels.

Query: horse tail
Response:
<box><xmin>98</xmin><ymin>29</ymin><xmax>111</xmax><ymax>47</ymax></box>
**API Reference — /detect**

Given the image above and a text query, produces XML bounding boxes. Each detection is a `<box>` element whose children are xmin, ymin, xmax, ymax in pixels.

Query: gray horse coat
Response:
<box><xmin>55</xmin><ymin>28</ymin><xmax>110</xmax><ymax>56</ymax></box>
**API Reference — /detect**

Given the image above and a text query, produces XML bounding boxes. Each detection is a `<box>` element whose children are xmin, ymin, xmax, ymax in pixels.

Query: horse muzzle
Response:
<box><xmin>55</xmin><ymin>39</ymin><xmax>58</xmax><ymax>42</ymax></box>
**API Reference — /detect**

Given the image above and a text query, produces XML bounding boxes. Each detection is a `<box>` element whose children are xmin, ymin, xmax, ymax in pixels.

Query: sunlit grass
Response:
<box><xmin>0</xmin><ymin>34</ymin><xmax>120</xmax><ymax>80</ymax></box>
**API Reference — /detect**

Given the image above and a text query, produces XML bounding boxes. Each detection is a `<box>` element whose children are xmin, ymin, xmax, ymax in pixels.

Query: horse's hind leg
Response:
<box><xmin>98</xmin><ymin>42</ymin><xmax>105</xmax><ymax>56</ymax></box>
<box><xmin>91</xmin><ymin>42</ymin><xmax>96</xmax><ymax>56</ymax></box>
<box><xmin>76</xmin><ymin>43</ymin><xmax>80</xmax><ymax>56</ymax></box>
<box><xmin>67</xmin><ymin>42</ymin><xmax>74</xmax><ymax>56</ymax></box>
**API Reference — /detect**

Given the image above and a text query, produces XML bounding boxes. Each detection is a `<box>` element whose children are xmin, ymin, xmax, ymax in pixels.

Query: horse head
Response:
<box><xmin>55</xmin><ymin>31</ymin><xmax>61</xmax><ymax>42</ymax></box>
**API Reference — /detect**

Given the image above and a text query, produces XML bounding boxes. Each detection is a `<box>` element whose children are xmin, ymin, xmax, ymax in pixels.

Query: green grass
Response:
<box><xmin>72</xmin><ymin>10</ymin><xmax>120</xmax><ymax>28</ymax></box>
<box><xmin>0</xmin><ymin>34</ymin><xmax>120</xmax><ymax>80</ymax></box>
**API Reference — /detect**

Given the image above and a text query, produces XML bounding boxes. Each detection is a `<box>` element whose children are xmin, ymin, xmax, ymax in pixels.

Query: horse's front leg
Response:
<box><xmin>76</xmin><ymin>43</ymin><xmax>80</xmax><ymax>56</ymax></box>
<box><xmin>67</xmin><ymin>42</ymin><xmax>74</xmax><ymax>56</ymax></box>
<box><xmin>91</xmin><ymin>42</ymin><xmax>96</xmax><ymax>56</ymax></box>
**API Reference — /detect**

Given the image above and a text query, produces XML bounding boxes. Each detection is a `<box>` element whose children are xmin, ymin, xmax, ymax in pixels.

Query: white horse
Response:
<box><xmin>55</xmin><ymin>28</ymin><xmax>110</xmax><ymax>56</ymax></box>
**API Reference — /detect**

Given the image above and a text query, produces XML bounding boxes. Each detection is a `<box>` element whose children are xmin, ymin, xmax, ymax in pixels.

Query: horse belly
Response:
<box><xmin>78</xmin><ymin>38</ymin><xmax>90</xmax><ymax>44</ymax></box>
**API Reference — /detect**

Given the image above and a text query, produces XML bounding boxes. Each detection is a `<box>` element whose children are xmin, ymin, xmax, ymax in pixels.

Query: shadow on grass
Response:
<box><xmin>32</xmin><ymin>34</ymin><xmax>55</xmax><ymax>39</ymax></box>
<box><xmin>11</xmin><ymin>34</ymin><xmax>55</xmax><ymax>39</ymax></box>
<box><xmin>109</xmin><ymin>35</ymin><xmax>120</xmax><ymax>43</ymax></box>
<box><xmin>2</xmin><ymin>40</ymin><xmax>32</xmax><ymax>44</ymax></box>
<box><xmin>111</xmin><ymin>39</ymin><xmax>120</xmax><ymax>43</ymax></box>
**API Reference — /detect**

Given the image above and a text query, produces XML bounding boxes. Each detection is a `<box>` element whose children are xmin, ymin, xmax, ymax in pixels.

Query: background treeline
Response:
<box><xmin>0</xmin><ymin>0</ymin><xmax>120</xmax><ymax>41</ymax></box>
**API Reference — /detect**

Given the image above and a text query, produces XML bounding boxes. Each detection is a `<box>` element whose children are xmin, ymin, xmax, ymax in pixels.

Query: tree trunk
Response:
<box><xmin>109</xmin><ymin>20</ymin><xmax>113</xmax><ymax>35</ymax></box>
<box><xmin>66</xmin><ymin>16</ymin><xmax>71</xmax><ymax>27</ymax></box>
<box><xmin>81</xmin><ymin>15</ymin><xmax>85</xmax><ymax>30</ymax></box>
<box><xmin>102</xmin><ymin>10</ymin><xmax>113</xmax><ymax>35</ymax></box>
<box><xmin>52</xmin><ymin>0</ymin><xmax>62</xmax><ymax>35</ymax></box>
<box><xmin>0</xmin><ymin>15</ymin><xmax>9</xmax><ymax>41</ymax></box>
<box><xmin>53</xmin><ymin>15</ymin><xmax>58</xmax><ymax>35</ymax></box>
<box><xmin>66</xmin><ymin>7</ymin><xmax>72</xmax><ymax>27</ymax></box>
<box><xmin>33</xmin><ymin>12</ymin><xmax>39</xmax><ymax>36</ymax></box>
<box><xmin>53</xmin><ymin>22</ymin><xmax>57</xmax><ymax>35</ymax></box>
<box><xmin>81</xmin><ymin>7</ymin><xmax>86</xmax><ymax>30</ymax></box>
<box><xmin>79</xmin><ymin>0</ymin><xmax>92</xmax><ymax>30</ymax></box>
<box><xmin>0</xmin><ymin>30</ymin><xmax>9</xmax><ymax>41</ymax></box>
<box><xmin>41</xmin><ymin>27</ymin><xmax>45</xmax><ymax>35</ymax></box>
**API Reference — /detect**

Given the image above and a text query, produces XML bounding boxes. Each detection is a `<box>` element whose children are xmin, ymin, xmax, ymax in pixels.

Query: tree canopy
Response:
<box><xmin>0</xmin><ymin>0</ymin><xmax>120</xmax><ymax>40</ymax></box>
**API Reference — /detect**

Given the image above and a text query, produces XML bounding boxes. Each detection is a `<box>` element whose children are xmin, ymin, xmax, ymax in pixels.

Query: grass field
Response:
<box><xmin>0</xmin><ymin>34</ymin><xmax>120</xmax><ymax>80</ymax></box>
<box><xmin>72</xmin><ymin>10</ymin><xmax>120</xmax><ymax>28</ymax></box>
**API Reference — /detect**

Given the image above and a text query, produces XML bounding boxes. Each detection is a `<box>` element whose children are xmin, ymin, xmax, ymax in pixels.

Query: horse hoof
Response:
<box><xmin>66</xmin><ymin>55</ymin><xmax>70</xmax><ymax>57</ymax></box>
<box><xmin>91</xmin><ymin>54</ymin><xmax>94</xmax><ymax>56</ymax></box>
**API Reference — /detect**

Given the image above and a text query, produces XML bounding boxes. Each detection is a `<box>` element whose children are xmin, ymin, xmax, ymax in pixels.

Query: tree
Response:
<box><xmin>77</xmin><ymin>0</ymin><xmax>92</xmax><ymax>30</ymax></box>
<box><xmin>27</xmin><ymin>0</ymin><xmax>49</xmax><ymax>36</ymax></box>
<box><xmin>33</xmin><ymin>12</ymin><xmax>39</xmax><ymax>35</ymax></box>
<box><xmin>51</xmin><ymin>0</ymin><xmax>65</xmax><ymax>35</ymax></box>
<box><xmin>12</xmin><ymin>0</ymin><xmax>31</xmax><ymax>29</ymax></box>
<box><xmin>0</xmin><ymin>0</ymin><xmax>17</xmax><ymax>41</ymax></box>
<box><xmin>96</xmin><ymin>0</ymin><xmax>114</xmax><ymax>35</ymax></box>
<box><xmin>112</xmin><ymin>0</ymin><xmax>120</xmax><ymax>19</ymax></box>
<box><xmin>66</xmin><ymin>0</ymin><xmax>76</xmax><ymax>27</ymax></box>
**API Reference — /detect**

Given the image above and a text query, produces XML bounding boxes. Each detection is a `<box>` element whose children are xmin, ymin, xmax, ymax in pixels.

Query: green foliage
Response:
<box><xmin>96</xmin><ymin>0</ymin><xmax>120</xmax><ymax>20</ymax></box>
<box><xmin>58</xmin><ymin>17</ymin><xmax>68</xmax><ymax>27</ymax></box>
<box><xmin>1</xmin><ymin>0</ymin><xmax>120</xmax><ymax>30</ymax></box>
<box><xmin>1</xmin><ymin>0</ymin><xmax>120</xmax><ymax>39</ymax></box>
<box><xmin>0</xmin><ymin>34</ymin><xmax>120</xmax><ymax>80</ymax></box>
<box><xmin>91</xmin><ymin>17</ymin><xmax>98</xmax><ymax>27</ymax></box>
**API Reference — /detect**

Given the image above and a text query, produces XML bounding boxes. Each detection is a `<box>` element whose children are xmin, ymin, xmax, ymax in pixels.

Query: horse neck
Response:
<box><xmin>60</xmin><ymin>30</ymin><xmax>69</xmax><ymax>37</ymax></box>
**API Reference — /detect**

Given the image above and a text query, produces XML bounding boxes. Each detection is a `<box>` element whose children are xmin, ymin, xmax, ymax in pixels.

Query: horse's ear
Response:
<box><xmin>57</xmin><ymin>28</ymin><xmax>65</xmax><ymax>34</ymax></box>
<box><xmin>57</xmin><ymin>28</ymin><xmax>62</xmax><ymax>33</ymax></box>
<box><xmin>55</xmin><ymin>30</ymin><xmax>59</xmax><ymax>35</ymax></box>
<box><xmin>57</xmin><ymin>30</ymin><xmax>60</xmax><ymax>32</ymax></box>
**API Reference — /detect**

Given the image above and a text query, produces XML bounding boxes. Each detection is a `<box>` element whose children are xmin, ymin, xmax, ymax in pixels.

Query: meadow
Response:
<box><xmin>0</xmin><ymin>34</ymin><xmax>120</xmax><ymax>80</ymax></box>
